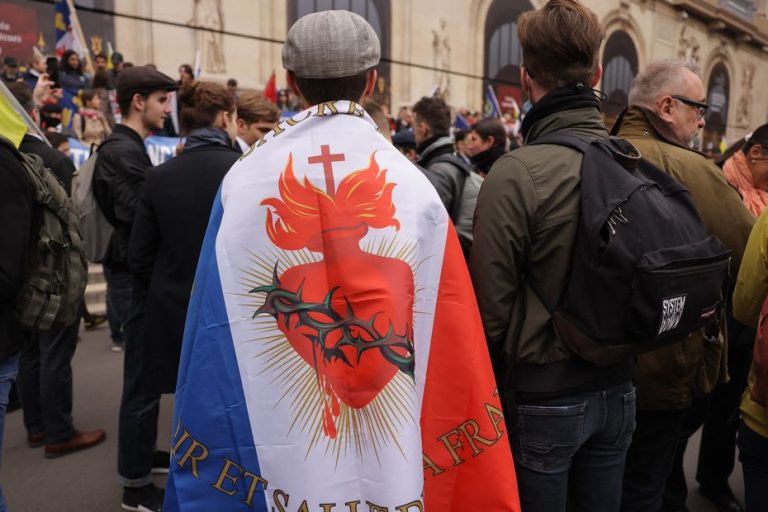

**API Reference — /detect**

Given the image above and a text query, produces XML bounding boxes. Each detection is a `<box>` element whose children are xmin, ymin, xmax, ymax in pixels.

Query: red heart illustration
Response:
<box><xmin>275</xmin><ymin>240</ymin><xmax>414</xmax><ymax>415</ymax></box>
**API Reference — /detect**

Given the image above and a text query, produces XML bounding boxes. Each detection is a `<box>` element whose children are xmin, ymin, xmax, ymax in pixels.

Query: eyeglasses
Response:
<box><xmin>671</xmin><ymin>95</ymin><xmax>709</xmax><ymax>120</ymax></box>
<box><xmin>521</xmin><ymin>64</ymin><xmax>535</xmax><ymax>79</ymax></box>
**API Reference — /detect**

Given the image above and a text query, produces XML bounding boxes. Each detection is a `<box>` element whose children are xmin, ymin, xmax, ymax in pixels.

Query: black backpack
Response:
<box><xmin>529</xmin><ymin>133</ymin><xmax>731</xmax><ymax>366</ymax></box>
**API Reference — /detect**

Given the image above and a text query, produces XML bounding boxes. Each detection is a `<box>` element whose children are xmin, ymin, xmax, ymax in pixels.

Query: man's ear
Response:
<box><xmin>236</xmin><ymin>117</ymin><xmax>246</xmax><ymax>130</ymax></box>
<box><xmin>590</xmin><ymin>64</ymin><xmax>603</xmax><ymax>88</ymax></box>
<box><xmin>656</xmin><ymin>96</ymin><xmax>675</xmax><ymax>123</ymax></box>
<box><xmin>361</xmin><ymin>69</ymin><xmax>378</xmax><ymax>101</ymax></box>
<box><xmin>131</xmin><ymin>92</ymin><xmax>145</xmax><ymax>113</ymax></box>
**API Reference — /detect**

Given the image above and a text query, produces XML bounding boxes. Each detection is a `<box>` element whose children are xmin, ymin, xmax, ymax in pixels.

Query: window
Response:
<box><xmin>602</xmin><ymin>31</ymin><xmax>639</xmax><ymax>130</ymax></box>
<box><xmin>483</xmin><ymin>0</ymin><xmax>533</xmax><ymax>115</ymax></box>
<box><xmin>720</xmin><ymin>0</ymin><xmax>756</xmax><ymax>20</ymax></box>
<box><xmin>702</xmin><ymin>63</ymin><xmax>730</xmax><ymax>154</ymax></box>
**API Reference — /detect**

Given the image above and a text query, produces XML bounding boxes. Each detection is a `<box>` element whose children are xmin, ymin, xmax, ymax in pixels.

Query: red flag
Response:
<box><xmin>263</xmin><ymin>71</ymin><xmax>276</xmax><ymax>103</ymax></box>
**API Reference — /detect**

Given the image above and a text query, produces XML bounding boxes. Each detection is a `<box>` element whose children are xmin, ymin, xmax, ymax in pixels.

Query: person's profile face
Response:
<box><xmin>142</xmin><ymin>90</ymin><xmax>171</xmax><ymax>131</ymax></box>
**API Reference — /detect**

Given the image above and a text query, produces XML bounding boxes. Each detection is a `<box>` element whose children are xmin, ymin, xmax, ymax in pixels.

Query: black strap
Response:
<box><xmin>527</xmin><ymin>132</ymin><xmax>592</xmax><ymax>153</ymax></box>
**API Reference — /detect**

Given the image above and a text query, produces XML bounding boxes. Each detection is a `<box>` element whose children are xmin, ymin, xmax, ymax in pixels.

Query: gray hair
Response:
<box><xmin>628</xmin><ymin>59</ymin><xmax>701</xmax><ymax>108</ymax></box>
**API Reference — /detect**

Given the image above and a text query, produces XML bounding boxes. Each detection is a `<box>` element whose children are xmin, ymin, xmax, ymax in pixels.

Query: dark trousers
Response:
<box><xmin>621</xmin><ymin>408</ymin><xmax>688</xmax><ymax>512</ymax></box>
<box><xmin>511</xmin><ymin>381</ymin><xmax>636</xmax><ymax>512</ymax></box>
<box><xmin>697</xmin><ymin>339</ymin><xmax>755</xmax><ymax>489</ymax></box>
<box><xmin>738</xmin><ymin>420</ymin><xmax>768</xmax><ymax>512</ymax></box>
<box><xmin>117</xmin><ymin>282</ymin><xmax>160</xmax><ymax>487</ymax></box>
<box><xmin>17</xmin><ymin>320</ymin><xmax>79</xmax><ymax>443</ymax></box>
<box><xmin>661</xmin><ymin>398</ymin><xmax>710</xmax><ymax>511</ymax></box>
<box><xmin>104</xmin><ymin>266</ymin><xmax>131</xmax><ymax>344</ymax></box>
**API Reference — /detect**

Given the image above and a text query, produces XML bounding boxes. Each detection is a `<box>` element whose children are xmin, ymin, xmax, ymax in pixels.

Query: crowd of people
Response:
<box><xmin>1</xmin><ymin>1</ymin><xmax>768</xmax><ymax>511</ymax></box>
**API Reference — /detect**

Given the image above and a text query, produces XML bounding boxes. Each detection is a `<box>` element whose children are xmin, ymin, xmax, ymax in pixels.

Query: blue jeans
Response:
<box><xmin>0</xmin><ymin>354</ymin><xmax>20</xmax><ymax>512</ymax></box>
<box><xmin>104</xmin><ymin>267</ymin><xmax>132</xmax><ymax>345</ymax></box>
<box><xmin>510</xmin><ymin>380</ymin><xmax>636</xmax><ymax>512</ymax></box>
<box><xmin>738</xmin><ymin>420</ymin><xmax>768</xmax><ymax>512</ymax></box>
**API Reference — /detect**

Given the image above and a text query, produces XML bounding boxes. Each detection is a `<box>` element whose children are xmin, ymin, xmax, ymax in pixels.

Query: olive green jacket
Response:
<box><xmin>616</xmin><ymin>106</ymin><xmax>755</xmax><ymax>410</ymax></box>
<box><xmin>469</xmin><ymin>107</ymin><xmax>617</xmax><ymax>395</ymax></box>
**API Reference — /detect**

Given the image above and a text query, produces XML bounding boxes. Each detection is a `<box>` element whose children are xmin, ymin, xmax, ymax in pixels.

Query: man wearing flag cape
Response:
<box><xmin>165</xmin><ymin>10</ymin><xmax>519</xmax><ymax>512</ymax></box>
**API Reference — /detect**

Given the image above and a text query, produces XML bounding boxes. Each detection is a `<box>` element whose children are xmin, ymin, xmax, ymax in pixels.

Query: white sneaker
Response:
<box><xmin>111</xmin><ymin>343</ymin><xmax>124</xmax><ymax>352</ymax></box>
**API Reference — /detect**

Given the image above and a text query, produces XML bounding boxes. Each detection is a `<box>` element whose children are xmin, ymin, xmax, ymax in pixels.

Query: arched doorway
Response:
<box><xmin>288</xmin><ymin>0</ymin><xmax>391</xmax><ymax>108</ymax></box>
<box><xmin>703</xmin><ymin>63</ymin><xmax>730</xmax><ymax>155</ymax></box>
<box><xmin>484</xmin><ymin>0</ymin><xmax>533</xmax><ymax>115</ymax></box>
<box><xmin>602</xmin><ymin>30</ymin><xmax>639</xmax><ymax>131</ymax></box>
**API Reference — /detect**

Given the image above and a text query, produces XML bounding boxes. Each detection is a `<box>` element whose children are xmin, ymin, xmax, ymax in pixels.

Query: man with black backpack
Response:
<box><xmin>469</xmin><ymin>1</ymin><xmax>637</xmax><ymax>510</ymax></box>
<box><xmin>413</xmin><ymin>96</ymin><xmax>480</xmax><ymax>257</ymax></box>
<box><xmin>615</xmin><ymin>60</ymin><xmax>754</xmax><ymax>512</ymax></box>
<box><xmin>6</xmin><ymin>77</ymin><xmax>106</xmax><ymax>460</ymax></box>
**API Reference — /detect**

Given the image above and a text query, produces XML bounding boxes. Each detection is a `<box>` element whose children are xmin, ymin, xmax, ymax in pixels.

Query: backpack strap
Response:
<box><xmin>527</xmin><ymin>132</ymin><xmax>593</xmax><ymax>153</ymax></box>
<box><xmin>429</xmin><ymin>153</ymin><xmax>472</xmax><ymax>224</ymax></box>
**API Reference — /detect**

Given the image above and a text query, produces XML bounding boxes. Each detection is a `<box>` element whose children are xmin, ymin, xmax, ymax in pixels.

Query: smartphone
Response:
<box><xmin>46</xmin><ymin>56</ymin><xmax>60</xmax><ymax>88</ymax></box>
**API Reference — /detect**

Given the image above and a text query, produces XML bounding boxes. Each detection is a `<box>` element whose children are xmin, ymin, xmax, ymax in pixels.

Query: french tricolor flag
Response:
<box><xmin>165</xmin><ymin>101</ymin><xmax>520</xmax><ymax>511</ymax></box>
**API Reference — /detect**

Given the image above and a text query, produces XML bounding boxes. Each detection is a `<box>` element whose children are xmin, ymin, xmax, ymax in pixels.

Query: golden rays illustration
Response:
<box><xmin>232</xmin><ymin>236</ymin><xmax>430</xmax><ymax>467</ymax></box>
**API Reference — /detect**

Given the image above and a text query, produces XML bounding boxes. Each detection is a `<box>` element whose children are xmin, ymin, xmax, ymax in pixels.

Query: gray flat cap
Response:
<box><xmin>283</xmin><ymin>10</ymin><xmax>381</xmax><ymax>79</ymax></box>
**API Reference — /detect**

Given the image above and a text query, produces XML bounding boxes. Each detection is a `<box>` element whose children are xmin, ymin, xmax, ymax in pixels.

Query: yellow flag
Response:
<box><xmin>0</xmin><ymin>92</ymin><xmax>28</xmax><ymax>148</ymax></box>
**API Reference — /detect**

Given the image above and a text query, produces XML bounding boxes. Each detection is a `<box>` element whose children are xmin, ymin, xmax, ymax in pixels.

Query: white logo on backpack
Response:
<box><xmin>658</xmin><ymin>295</ymin><xmax>687</xmax><ymax>335</ymax></box>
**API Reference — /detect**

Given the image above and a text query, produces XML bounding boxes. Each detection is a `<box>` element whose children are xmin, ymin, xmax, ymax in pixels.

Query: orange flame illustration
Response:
<box><xmin>261</xmin><ymin>152</ymin><xmax>400</xmax><ymax>251</ymax></box>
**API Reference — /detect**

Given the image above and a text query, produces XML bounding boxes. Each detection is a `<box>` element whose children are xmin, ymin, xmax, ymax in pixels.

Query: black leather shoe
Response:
<box><xmin>698</xmin><ymin>485</ymin><xmax>743</xmax><ymax>512</ymax></box>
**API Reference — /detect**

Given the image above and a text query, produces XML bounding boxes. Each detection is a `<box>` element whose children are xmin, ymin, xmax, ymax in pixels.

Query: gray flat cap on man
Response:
<box><xmin>282</xmin><ymin>10</ymin><xmax>381</xmax><ymax>79</ymax></box>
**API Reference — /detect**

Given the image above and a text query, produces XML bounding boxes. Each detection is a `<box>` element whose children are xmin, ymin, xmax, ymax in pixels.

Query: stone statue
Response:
<box><xmin>432</xmin><ymin>18</ymin><xmax>451</xmax><ymax>98</ymax></box>
<box><xmin>676</xmin><ymin>26</ymin><xmax>700</xmax><ymax>66</ymax></box>
<box><xmin>736</xmin><ymin>63</ymin><xmax>755</xmax><ymax>126</ymax></box>
<box><xmin>189</xmin><ymin>0</ymin><xmax>226</xmax><ymax>74</ymax></box>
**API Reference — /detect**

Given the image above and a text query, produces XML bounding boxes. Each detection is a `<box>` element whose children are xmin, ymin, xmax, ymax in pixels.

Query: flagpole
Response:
<box><xmin>65</xmin><ymin>0</ymin><xmax>94</xmax><ymax>75</ymax></box>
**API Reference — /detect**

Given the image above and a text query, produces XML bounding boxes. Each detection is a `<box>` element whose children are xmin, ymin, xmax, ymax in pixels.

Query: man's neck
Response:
<box><xmin>121</xmin><ymin>116</ymin><xmax>148</xmax><ymax>139</ymax></box>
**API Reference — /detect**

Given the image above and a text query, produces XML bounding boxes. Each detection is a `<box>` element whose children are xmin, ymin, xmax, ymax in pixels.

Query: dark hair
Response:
<box><xmin>94</xmin><ymin>52</ymin><xmax>107</xmax><ymax>61</ymax></box>
<box><xmin>117</xmin><ymin>93</ymin><xmax>139</xmax><ymax>116</ymax></box>
<box><xmin>412</xmin><ymin>96</ymin><xmax>451</xmax><ymax>136</ymax></box>
<box><xmin>227</xmin><ymin>78</ymin><xmax>238</xmax><ymax>87</ymax></box>
<box><xmin>293</xmin><ymin>71</ymin><xmax>369</xmax><ymax>106</ymax></box>
<box><xmin>178</xmin><ymin>80</ymin><xmax>235</xmax><ymax>134</ymax></box>
<box><xmin>80</xmin><ymin>89</ymin><xmax>98</xmax><ymax>106</ymax></box>
<box><xmin>92</xmin><ymin>69</ymin><xmax>111</xmax><ymax>89</ymax></box>
<box><xmin>60</xmin><ymin>49</ymin><xmax>82</xmax><ymax>75</ymax></box>
<box><xmin>45</xmin><ymin>131</ymin><xmax>69</xmax><ymax>149</ymax></box>
<box><xmin>471</xmin><ymin>119</ymin><xmax>507</xmax><ymax>149</ymax></box>
<box><xmin>179</xmin><ymin>64</ymin><xmax>193</xmax><ymax>76</ymax></box>
<box><xmin>7</xmin><ymin>81</ymin><xmax>34</xmax><ymax>114</ymax></box>
<box><xmin>743</xmin><ymin>124</ymin><xmax>768</xmax><ymax>155</ymax></box>
<box><xmin>453</xmin><ymin>128</ymin><xmax>469</xmax><ymax>142</ymax></box>
<box><xmin>518</xmin><ymin>0</ymin><xmax>604</xmax><ymax>90</ymax></box>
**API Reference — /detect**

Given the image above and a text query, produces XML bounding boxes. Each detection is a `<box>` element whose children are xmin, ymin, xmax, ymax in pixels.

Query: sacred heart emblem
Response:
<box><xmin>249</xmin><ymin>147</ymin><xmax>416</xmax><ymax>447</ymax></box>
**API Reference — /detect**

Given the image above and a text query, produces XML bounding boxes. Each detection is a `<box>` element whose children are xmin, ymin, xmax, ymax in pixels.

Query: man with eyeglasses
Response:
<box><xmin>613</xmin><ymin>59</ymin><xmax>755</xmax><ymax>512</ymax></box>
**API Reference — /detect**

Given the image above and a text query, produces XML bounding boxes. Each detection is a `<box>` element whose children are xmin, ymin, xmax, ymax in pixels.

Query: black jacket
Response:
<box><xmin>93</xmin><ymin>124</ymin><xmax>152</xmax><ymax>270</ymax></box>
<box><xmin>0</xmin><ymin>143</ymin><xmax>33</xmax><ymax>359</ymax></box>
<box><xmin>20</xmin><ymin>134</ymin><xmax>76</xmax><ymax>195</ymax></box>
<box><xmin>128</xmin><ymin>141</ymin><xmax>239</xmax><ymax>394</ymax></box>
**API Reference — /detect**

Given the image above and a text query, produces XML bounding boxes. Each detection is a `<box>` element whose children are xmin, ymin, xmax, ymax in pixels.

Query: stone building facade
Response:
<box><xmin>4</xmin><ymin>0</ymin><xmax>768</xmax><ymax>146</ymax></box>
